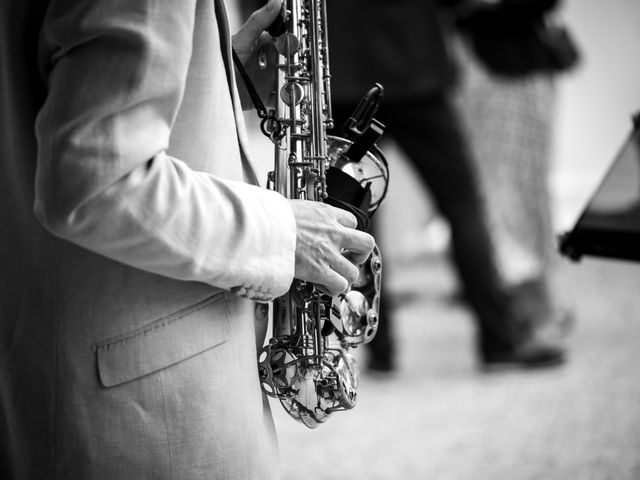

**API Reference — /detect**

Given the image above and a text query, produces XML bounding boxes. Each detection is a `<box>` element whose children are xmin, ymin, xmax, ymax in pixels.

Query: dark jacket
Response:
<box><xmin>327</xmin><ymin>0</ymin><xmax>457</xmax><ymax>104</ymax></box>
<box><xmin>456</xmin><ymin>0</ymin><xmax>579</xmax><ymax>76</ymax></box>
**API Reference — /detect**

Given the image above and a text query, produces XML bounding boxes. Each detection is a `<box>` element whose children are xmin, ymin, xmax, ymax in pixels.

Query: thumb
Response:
<box><xmin>242</xmin><ymin>0</ymin><xmax>283</xmax><ymax>39</ymax></box>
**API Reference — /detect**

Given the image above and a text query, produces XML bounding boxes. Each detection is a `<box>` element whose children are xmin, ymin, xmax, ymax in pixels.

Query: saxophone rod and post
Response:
<box><xmin>239</xmin><ymin>0</ymin><xmax>389</xmax><ymax>428</ymax></box>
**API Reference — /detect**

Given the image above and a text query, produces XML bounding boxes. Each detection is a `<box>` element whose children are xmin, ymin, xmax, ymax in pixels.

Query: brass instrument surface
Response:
<box><xmin>256</xmin><ymin>0</ymin><xmax>388</xmax><ymax>428</ymax></box>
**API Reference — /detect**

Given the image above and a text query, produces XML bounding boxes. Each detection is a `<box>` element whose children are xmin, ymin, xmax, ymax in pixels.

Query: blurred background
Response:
<box><xmin>230</xmin><ymin>1</ymin><xmax>640</xmax><ymax>478</ymax></box>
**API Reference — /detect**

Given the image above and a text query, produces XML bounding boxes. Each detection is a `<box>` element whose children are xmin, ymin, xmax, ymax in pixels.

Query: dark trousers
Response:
<box><xmin>332</xmin><ymin>94</ymin><xmax>514</xmax><ymax>363</ymax></box>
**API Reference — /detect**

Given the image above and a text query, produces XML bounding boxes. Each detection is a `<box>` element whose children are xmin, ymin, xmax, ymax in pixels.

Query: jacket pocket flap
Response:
<box><xmin>95</xmin><ymin>293</ymin><xmax>231</xmax><ymax>387</ymax></box>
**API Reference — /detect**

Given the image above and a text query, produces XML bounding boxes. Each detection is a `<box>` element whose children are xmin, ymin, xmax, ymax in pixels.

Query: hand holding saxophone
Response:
<box><xmin>289</xmin><ymin>199</ymin><xmax>375</xmax><ymax>297</ymax></box>
<box><xmin>232</xmin><ymin>0</ymin><xmax>282</xmax><ymax>64</ymax></box>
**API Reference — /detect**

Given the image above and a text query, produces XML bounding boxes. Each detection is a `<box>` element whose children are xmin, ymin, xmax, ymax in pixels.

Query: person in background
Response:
<box><xmin>325</xmin><ymin>0</ymin><xmax>566</xmax><ymax>371</ymax></box>
<box><xmin>453</xmin><ymin>0</ymin><xmax>577</xmax><ymax>362</ymax></box>
<box><xmin>0</xmin><ymin>0</ymin><xmax>374</xmax><ymax>478</ymax></box>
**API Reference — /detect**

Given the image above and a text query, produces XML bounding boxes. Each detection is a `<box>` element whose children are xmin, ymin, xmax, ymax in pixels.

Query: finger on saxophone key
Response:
<box><xmin>341</xmin><ymin>230</ymin><xmax>375</xmax><ymax>266</ymax></box>
<box><xmin>288</xmin><ymin>200</ymin><xmax>368</xmax><ymax>294</ymax></box>
<box><xmin>332</xmin><ymin>207</ymin><xmax>375</xmax><ymax>265</ymax></box>
<box><xmin>314</xmin><ymin>240</ymin><xmax>362</xmax><ymax>296</ymax></box>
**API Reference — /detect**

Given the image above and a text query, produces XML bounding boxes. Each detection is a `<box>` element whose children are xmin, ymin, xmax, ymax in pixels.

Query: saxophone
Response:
<box><xmin>251</xmin><ymin>0</ymin><xmax>389</xmax><ymax>428</ymax></box>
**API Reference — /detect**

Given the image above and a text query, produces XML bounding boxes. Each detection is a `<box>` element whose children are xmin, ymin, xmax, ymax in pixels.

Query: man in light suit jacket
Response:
<box><xmin>0</xmin><ymin>0</ymin><xmax>374</xmax><ymax>478</ymax></box>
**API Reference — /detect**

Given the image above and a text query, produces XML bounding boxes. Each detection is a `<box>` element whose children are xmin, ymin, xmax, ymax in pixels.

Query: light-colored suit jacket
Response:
<box><xmin>0</xmin><ymin>0</ymin><xmax>293</xmax><ymax>478</ymax></box>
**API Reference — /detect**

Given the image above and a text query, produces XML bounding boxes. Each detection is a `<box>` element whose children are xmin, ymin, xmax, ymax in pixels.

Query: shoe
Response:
<box><xmin>481</xmin><ymin>340</ymin><xmax>566</xmax><ymax>372</ymax></box>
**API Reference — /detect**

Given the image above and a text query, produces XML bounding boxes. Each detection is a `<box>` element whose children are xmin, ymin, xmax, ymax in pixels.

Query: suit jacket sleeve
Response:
<box><xmin>34</xmin><ymin>0</ymin><xmax>295</xmax><ymax>300</ymax></box>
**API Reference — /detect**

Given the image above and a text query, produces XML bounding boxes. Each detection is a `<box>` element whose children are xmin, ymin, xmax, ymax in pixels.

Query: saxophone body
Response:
<box><xmin>256</xmin><ymin>0</ymin><xmax>389</xmax><ymax>428</ymax></box>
